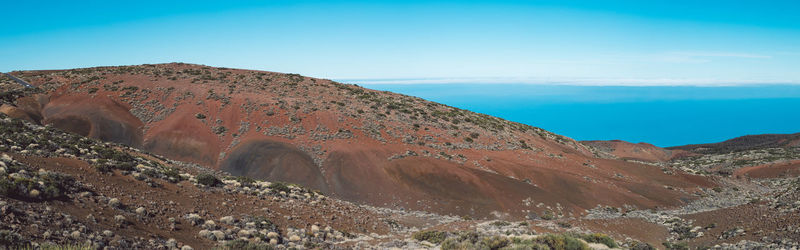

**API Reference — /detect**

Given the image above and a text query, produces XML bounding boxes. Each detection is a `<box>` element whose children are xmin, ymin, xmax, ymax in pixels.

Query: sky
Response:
<box><xmin>2</xmin><ymin>0</ymin><xmax>800</xmax><ymax>85</ymax></box>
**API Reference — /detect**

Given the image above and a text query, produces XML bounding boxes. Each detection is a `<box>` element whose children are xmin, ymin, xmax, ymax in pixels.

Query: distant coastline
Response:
<box><xmin>362</xmin><ymin>83</ymin><xmax>800</xmax><ymax>147</ymax></box>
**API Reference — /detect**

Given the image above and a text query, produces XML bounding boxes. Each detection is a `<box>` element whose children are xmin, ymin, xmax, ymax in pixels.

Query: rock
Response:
<box><xmin>186</xmin><ymin>213</ymin><xmax>202</xmax><ymax>225</ymax></box>
<box><xmin>220</xmin><ymin>216</ymin><xmax>235</xmax><ymax>225</ymax></box>
<box><xmin>135</xmin><ymin>207</ymin><xmax>146</xmax><ymax>215</ymax></box>
<box><xmin>108</xmin><ymin>198</ymin><xmax>121</xmax><ymax>208</ymax></box>
<box><xmin>311</xmin><ymin>225</ymin><xmax>320</xmax><ymax>233</ymax></box>
<box><xmin>211</xmin><ymin>230</ymin><xmax>225</xmax><ymax>241</ymax></box>
<box><xmin>29</xmin><ymin>189</ymin><xmax>40</xmax><ymax>198</ymax></box>
<box><xmin>198</xmin><ymin>230</ymin><xmax>211</xmax><ymax>239</ymax></box>
<box><xmin>166</xmin><ymin>238</ymin><xmax>177</xmax><ymax>248</ymax></box>
<box><xmin>203</xmin><ymin>220</ymin><xmax>217</xmax><ymax>230</ymax></box>
<box><xmin>114</xmin><ymin>215</ymin><xmax>126</xmax><ymax>224</ymax></box>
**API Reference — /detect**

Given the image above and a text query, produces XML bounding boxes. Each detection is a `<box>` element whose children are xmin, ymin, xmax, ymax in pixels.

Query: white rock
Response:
<box><xmin>108</xmin><ymin>198</ymin><xmax>121</xmax><ymax>208</ymax></box>
<box><xmin>211</xmin><ymin>230</ymin><xmax>225</xmax><ymax>241</ymax></box>
<box><xmin>203</xmin><ymin>220</ymin><xmax>217</xmax><ymax>229</ymax></box>
<box><xmin>114</xmin><ymin>215</ymin><xmax>126</xmax><ymax>223</ymax></box>
<box><xmin>220</xmin><ymin>216</ymin><xmax>235</xmax><ymax>224</ymax></box>
<box><xmin>198</xmin><ymin>230</ymin><xmax>211</xmax><ymax>239</ymax></box>
<box><xmin>166</xmin><ymin>238</ymin><xmax>177</xmax><ymax>248</ymax></box>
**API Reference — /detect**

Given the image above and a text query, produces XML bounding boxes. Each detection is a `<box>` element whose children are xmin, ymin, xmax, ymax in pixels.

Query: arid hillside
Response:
<box><xmin>2</xmin><ymin>63</ymin><xmax>712</xmax><ymax>219</ymax></box>
<box><xmin>667</xmin><ymin>133</ymin><xmax>800</xmax><ymax>155</ymax></box>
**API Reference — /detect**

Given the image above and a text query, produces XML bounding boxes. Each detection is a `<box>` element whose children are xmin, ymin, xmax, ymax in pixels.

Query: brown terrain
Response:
<box><xmin>1</xmin><ymin>64</ymin><xmax>799</xmax><ymax>249</ymax></box>
<box><xmin>1</xmin><ymin>63</ymin><xmax>714</xmax><ymax>219</ymax></box>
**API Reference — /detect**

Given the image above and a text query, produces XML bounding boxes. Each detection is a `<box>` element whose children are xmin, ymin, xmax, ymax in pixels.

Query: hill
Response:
<box><xmin>668</xmin><ymin>133</ymin><xmax>800</xmax><ymax>155</ymax></box>
<box><xmin>0</xmin><ymin>63</ymin><xmax>714</xmax><ymax>219</ymax></box>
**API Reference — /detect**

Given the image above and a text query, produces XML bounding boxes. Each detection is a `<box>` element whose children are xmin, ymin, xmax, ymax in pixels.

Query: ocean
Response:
<box><xmin>359</xmin><ymin>84</ymin><xmax>800</xmax><ymax>147</ymax></box>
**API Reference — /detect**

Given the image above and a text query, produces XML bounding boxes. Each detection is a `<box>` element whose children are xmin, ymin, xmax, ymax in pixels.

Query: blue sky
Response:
<box><xmin>2</xmin><ymin>0</ymin><xmax>800</xmax><ymax>85</ymax></box>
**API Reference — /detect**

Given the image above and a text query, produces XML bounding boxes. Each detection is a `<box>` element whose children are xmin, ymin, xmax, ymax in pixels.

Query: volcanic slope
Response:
<box><xmin>668</xmin><ymin>133</ymin><xmax>800</xmax><ymax>155</ymax></box>
<box><xmin>2</xmin><ymin>63</ymin><xmax>712</xmax><ymax>219</ymax></box>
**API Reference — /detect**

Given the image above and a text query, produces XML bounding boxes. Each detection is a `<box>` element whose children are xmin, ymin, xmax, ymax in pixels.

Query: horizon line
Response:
<box><xmin>336</xmin><ymin>77</ymin><xmax>800</xmax><ymax>87</ymax></box>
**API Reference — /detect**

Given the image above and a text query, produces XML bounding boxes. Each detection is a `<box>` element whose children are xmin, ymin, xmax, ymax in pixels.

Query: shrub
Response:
<box><xmin>480</xmin><ymin>236</ymin><xmax>509</xmax><ymax>249</ymax></box>
<box><xmin>268</xmin><ymin>182</ymin><xmax>291</xmax><ymax>193</ymax></box>
<box><xmin>0</xmin><ymin>230</ymin><xmax>25</xmax><ymax>248</ymax></box>
<box><xmin>196</xmin><ymin>173</ymin><xmax>221</xmax><ymax>187</ymax></box>
<box><xmin>412</xmin><ymin>230</ymin><xmax>447</xmax><ymax>244</ymax></box>
<box><xmin>631</xmin><ymin>242</ymin><xmax>657</xmax><ymax>250</ymax></box>
<box><xmin>540</xmin><ymin>210</ymin><xmax>555</xmax><ymax>220</ymax></box>
<box><xmin>534</xmin><ymin>234</ymin><xmax>588</xmax><ymax>250</ymax></box>
<box><xmin>491</xmin><ymin>221</ymin><xmax>511</xmax><ymax>227</ymax></box>
<box><xmin>251</xmin><ymin>216</ymin><xmax>278</xmax><ymax>231</ymax></box>
<box><xmin>223</xmin><ymin>239</ymin><xmax>274</xmax><ymax>250</ymax></box>
<box><xmin>663</xmin><ymin>242</ymin><xmax>689</xmax><ymax>250</ymax></box>
<box><xmin>196</xmin><ymin>113</ymin><xmax>206</xmax><ymax>119</ymax></box>
<box><xmin>578</xmin><ymin>233</ymin><xmax>617</xmax><ymax>248</ymax></box>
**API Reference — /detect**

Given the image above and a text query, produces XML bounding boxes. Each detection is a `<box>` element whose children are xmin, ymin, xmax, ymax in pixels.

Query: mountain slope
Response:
<box><xmin>668</xmin><ymin>133</ymin><xmax>800</xmax><ymax>154</ymax></box>
<box><xmin>2</xmin><ymin>63</ymin><xmax>712</xmax><ymax>219</ymax></box>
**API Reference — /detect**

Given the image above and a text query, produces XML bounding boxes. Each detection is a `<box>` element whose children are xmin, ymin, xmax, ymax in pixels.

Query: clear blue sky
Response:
<box><xmin>2</xmin><ymin>0</ymin><xmax>800</xmax><ymax>84</ymax></box>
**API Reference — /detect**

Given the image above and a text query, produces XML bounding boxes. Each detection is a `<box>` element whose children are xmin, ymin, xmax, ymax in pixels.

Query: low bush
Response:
<box><xmin>268</xmin><ymin>182</ymin><xmax>290</xmax><ymax>193</ymax></box>
<box><xmin>223</xmin><ymin>239</ymin><xmax>274</xmax><ymax>250</ymax></box>
<box><xmin>412</xmin><ymin>230</ymin><xmax>447</xmax><ymax>244</ymax></box>
<box><xmin>196</xmin><ymin>173</ymin><xmax>221</xmax><ymax>187</ymax></box>
<box><xmin>578</xmin><ymin>233</ymin><xmax>617</xmax><ymax>248</ymax></box>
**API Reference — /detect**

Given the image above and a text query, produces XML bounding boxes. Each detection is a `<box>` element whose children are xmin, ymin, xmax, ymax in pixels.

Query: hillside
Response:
<box><xmin>0</xmin><ymin>63</ymin><xmax>713</xmax><ymax>219</ymax></box>
<box><xmin>667</xmin><ymin>133</ymin><xmax>800</xmax><ymax>155</ymax></box>
<box><xmin>581</xmin><ymin>140</ymin><xmax>695</xmax><ymax>163</ymax></box>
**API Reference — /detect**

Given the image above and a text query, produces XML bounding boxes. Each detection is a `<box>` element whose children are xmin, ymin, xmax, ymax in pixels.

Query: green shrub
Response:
<box><xmin>222</xmin><ymin>239</ymin><xmax>274</xmax><ymax>250</ymax></box>
<box><xmin>268</xmin><ymin>182</ymin><xmax>290</xmax><ymax>193</ymax></box>
<box><xmin>534</xmin><ymin>234</ymin><xmax>588</xmax><ymax>250</ymax></box>
<box><xmin>0</xmin><ymin>230</ymin><xmax>25</xmax><ymax>247</ymax></box>
<box><xmin>631</xmin><ymin>242</ymin><xmax>657</xmax><ymax>250</ymax></box>
<box><xmin>196</xmin><ymin>113</ymin><xmax>206</xmax><ymax>119</ymax></box>
<box><xmin>251</xmin><ymin>216</ymin><xmax>278</xmax><ymax>231</ymax></box>
<box><xmin>196</xmin><ymin>173</ymin><xmax>221</xmax><ymax>187</ymax></box>
<box><xmin>480</xmin><ymin>236</ymin><xmax>509</xmax><ymax>249</ymax></box>
<box><xmin>412</xmin><ymin>230</ymin><xmax>447</xmax><ymax>244</ymax></box>
<box><xmin>663</xmin><ymin>242</ymin><xmax>689</xmax><ymax>250</ymax></box>
<box><xmin>540</xmin><ymin>210</ymin><xmax>555</xmax><ymax>220</ymax></box>
<box><xmin>579</xmin><ymin>233</ymin><xmax>617</xmax><ymax>248</ymax></box>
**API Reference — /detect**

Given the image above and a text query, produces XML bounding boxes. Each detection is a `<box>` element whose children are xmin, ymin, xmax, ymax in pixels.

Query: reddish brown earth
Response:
<box><xmin>582</xmin><ymin>140</ymin><xmax>695</xmax><ymax>162</ymax></box>
<box><xmin>3</xmin><ymin>63</ymin><xmax>715</xmax><ymax>219</ymax></box>
<box><xmin>735</xmin><ymin>160</ymin><xmax>800</xmax><ymax>179</ymax></box>
<box><xmin>668</xmin><ymin>133</ymin><xmax>800</xmax><ymax>154</ymax></box>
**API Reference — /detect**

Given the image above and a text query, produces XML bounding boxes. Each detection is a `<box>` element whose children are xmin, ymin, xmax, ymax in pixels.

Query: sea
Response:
<box><xmin>359</xmin><ymin>84</ymin><xmax>800</xmax><ymax>147</ymax></box>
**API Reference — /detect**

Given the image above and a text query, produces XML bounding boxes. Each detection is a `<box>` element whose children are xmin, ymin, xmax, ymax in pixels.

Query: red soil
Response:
<box><xmin>5</xmin><ymin>63</ymin><xmax>716</xmax><ymax>219</ymax></box>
